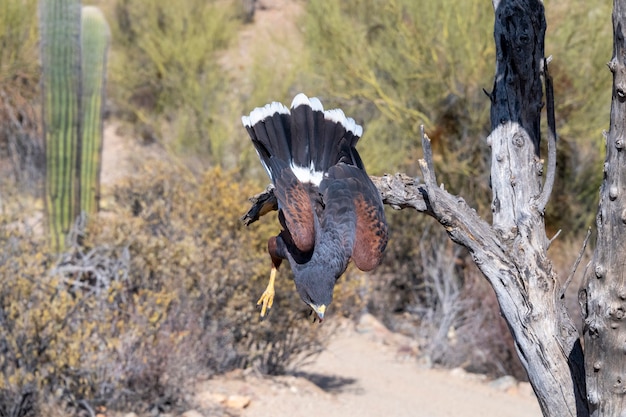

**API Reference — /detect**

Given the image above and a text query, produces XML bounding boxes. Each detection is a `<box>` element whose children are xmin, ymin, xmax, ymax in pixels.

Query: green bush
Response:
<box><xmin>0</xmin><ymin>0</ymin><xmax>39</xmax><ymax>85</ymax></box>
<box><xmin>109</xmin><ymin>0</ymin><xmax>240</xmax><ymax>160</ymax></box>
<box><xmin>543</xmin><ymin>1</ymin><xmax>611</xmax><ymax>233</ymax></box>
<box><xmin>304</xmin><ymin>0</ymin><xmax>493</xmax><ymax>206</ymax></box>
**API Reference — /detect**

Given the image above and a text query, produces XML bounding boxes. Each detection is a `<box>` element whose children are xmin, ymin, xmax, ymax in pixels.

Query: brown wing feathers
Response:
<box><xmin>271</xmin><ymin>159</ymin><xmax>316</xmax><ymax>253</ymax></box>
<box><xmin>352</xmin><ymin>192</ymin><xmax>388</xmax><ymax>271</ymax></box>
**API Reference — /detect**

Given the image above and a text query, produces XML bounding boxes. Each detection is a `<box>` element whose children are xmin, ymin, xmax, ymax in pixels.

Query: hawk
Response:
<box><xmin>242</xmin><ymin>94</ymin><xmax>388</xmax><ymax>321</ymax></box>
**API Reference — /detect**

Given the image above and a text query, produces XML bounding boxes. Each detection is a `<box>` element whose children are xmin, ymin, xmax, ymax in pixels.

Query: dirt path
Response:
<box><xmin>197</xmin><ymin>320</ymin><xmax>541</xmax><ymax>417</ymax></box>
<box><xmin>219</xmin><ymin>0</ymin><xmax>304</xmax><ymax>98</ymax></box>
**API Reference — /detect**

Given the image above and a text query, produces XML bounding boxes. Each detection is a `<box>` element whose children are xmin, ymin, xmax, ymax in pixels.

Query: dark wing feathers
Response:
<box><xmin>266</xmin><ymin>112</ymin><xmax>291</xmax><ymax>162</ymax></box>
<box><xmin>347</xmin><ymin>145</ymin><xmax>365</xmax><ymax>170</ymax></box>
<box><xmin>251</xmin><ymin>112</ymin><xmax>292</xmax><ymax>169</ymax></box>
<box><xmin>290</xmin><ymin>101</ymin><xmax>314</xmax><ymax>168</ymax></box>
<box><xmin>245</xmin><ymin>95</ymin><xmax>365</xmax><ymax>176</ymax></box>
<box><xmin>320</xmin><ymin>119</ymin><xmax>346</xmax><ymax>170</ymax></box>
<box><xmin>309</xmin><ymin>105</ymin><xmax>326</xmax><ymax>169</ymax></box>
<box><xmin>323</xmin><ymin>162</ymin><xmax>387</xmax><ymax>271</ymax></box>
<box><xmin>288</xmin><ymin>107</ymin><xmax>306</xmax><ymax>166</ymax></box>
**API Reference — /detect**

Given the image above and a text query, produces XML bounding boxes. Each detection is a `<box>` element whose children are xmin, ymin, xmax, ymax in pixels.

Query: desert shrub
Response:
<box><xmin>0</xmin><ymin>164</ymin><xmax>328</xmax><ymax>416</ymax></box>
<box><xmin>104</xmin><ymin>163</ymin><xmax>328</xmax><ymax>376</ymax></box>
<box><xmin>366</xmin><ymin>214</ymin><xmax>525</xmax><ymax>379</ymax></box>
<box><xmin>0</xmin><ymin>0</ymin><xmax>42</xmax><ymax>190</ymax></box>
<box><xmin>304</xmin><ymin>0</ymin><xmax>494</xmax><ymax>210</ymax></box>
<box><xmin>109</xmin><ymin>0</ymin><xmax>241</xmax><ymax>162</ymax></box>
<box><xmin>364</xmin><ymin>210</ymin><xmax>430</xmax><ymax>322</ymax></box>
<box><xmin>542</xmin><ymin>2</ymin><xmax>612</xmax><ymax>234</ymax></box>
<box><xmin>450</xmin><ymin>262</ymin><xmax>526</xmax><ymax>379</ymax></box>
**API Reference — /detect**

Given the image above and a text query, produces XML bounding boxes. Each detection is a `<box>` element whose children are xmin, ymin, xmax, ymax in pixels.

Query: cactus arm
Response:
<box><xmin>80</xmin><ymin>6</ymin><xmax>110</xmax><ymax>215</ymax></box>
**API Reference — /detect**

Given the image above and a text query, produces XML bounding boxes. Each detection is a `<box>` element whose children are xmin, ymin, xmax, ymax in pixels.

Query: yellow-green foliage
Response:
<box><xmin>0</xmin><ymin>164</ymin><xmax>328</xmax><ymax>414</ymax></box>
<box><xmin>304</xmin><ymin>0</ymin><xmax>495</xmax><ymax>210</ymax></box>
<box><xmin>0</xmin><ymin>0</ymin><xmax>41</xmax><ymax>187</ymax></box>
<box><xmin>0</xmin><ymin>0</ymin><xmax>38</xmax><ymax>78</ymax></box>
<box><xmin>543</xmin><ymin>1</ymin><xmax>612</xmax><ymax>232</ymax></box>
<box><xmin>109</xmin><ymin>0</ymin><xmax>240</xmax><ymax>159</ymax></box>
<box><xmin>304</xmin><ymin>0</ymin><xmax>611</xmax><ymax>232</ymax></box>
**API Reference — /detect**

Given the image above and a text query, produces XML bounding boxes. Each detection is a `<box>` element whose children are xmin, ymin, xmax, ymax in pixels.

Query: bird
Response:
<box><xmin>241</xmin><ymin>93</ymin><xmax>388</xmax><ymax>322</ymax></box>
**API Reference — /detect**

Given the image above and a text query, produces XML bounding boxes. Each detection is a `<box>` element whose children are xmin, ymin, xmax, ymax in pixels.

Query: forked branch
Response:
<box><xmin>536</xmin><ymin>57</ymin><xmax>557</xmax><ymax>212</ymax></box>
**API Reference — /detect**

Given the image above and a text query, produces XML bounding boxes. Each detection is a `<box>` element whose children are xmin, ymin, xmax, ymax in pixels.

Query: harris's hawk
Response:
<box><xmin>242</xmin><ymin>94</ymin><xmax>388</xmax><ymax>321</ymax></box>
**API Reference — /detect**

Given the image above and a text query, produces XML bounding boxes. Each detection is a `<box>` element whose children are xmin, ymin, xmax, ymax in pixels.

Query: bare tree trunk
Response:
<box><xmin>488</xmin><ymin>2</ymin><xmax>586</xmax><ymax>413</ymax></box>
<box><xmin>581</xmin><ymin>1</ymin><xmax>626</xmax><ymax>415</ymax></box>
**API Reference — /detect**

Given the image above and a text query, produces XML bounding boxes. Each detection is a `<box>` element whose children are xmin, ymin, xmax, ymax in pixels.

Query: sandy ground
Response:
<box><xmin>197</xmin><ymin>320</ymin><xmax>542</xmax><ymax>417</ymax></box>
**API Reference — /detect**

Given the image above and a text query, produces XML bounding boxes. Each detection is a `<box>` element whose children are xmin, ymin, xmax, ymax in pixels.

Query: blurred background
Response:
<box><xmin>0</xmin><ymin>0</ymin><xmax>611</xmax><ymax>415</ymax></box>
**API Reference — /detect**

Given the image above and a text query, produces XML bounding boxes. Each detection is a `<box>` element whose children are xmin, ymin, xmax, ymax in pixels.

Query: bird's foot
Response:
<box><xmin>257</xmin><ymin>267</ymin><xmax>277</xmax><ymax>318</ymax></box>
<box><xmin>257</xmin><ymin>287</ymin><xmax>274</xmax><ymax>318</ymax></box>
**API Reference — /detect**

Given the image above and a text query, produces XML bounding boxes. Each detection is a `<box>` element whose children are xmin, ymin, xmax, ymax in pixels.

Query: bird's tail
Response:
<box><xmin>241</xmin><ymin>93</ymin><xmax>364</xmax><ymax>185</ymax></box>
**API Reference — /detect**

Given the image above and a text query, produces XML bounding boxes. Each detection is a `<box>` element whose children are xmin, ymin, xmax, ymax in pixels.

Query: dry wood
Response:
<box><xmin>581</xmin><ymin>1</ymin><xmax>626</xmax><ymax>415</ymax></box>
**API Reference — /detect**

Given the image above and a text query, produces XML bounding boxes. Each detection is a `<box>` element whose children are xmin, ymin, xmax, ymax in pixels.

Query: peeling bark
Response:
<box><xmin>581</xmin><ymin>1</ymin><xmax>626</xmax><ymax>415</ymax></box>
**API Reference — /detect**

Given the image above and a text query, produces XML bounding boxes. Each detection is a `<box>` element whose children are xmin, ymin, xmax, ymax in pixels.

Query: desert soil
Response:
<box><xmin>196</xmin><ymin>317</ymin><xmax>542</xmax><ymax>417</ymax></box>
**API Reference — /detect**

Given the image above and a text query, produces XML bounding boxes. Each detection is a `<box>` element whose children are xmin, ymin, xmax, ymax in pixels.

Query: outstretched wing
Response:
<box><xmin>268</xmin><ymin>157</ymin><xmax>316</xmax><ymax>253</ymax></box>
<box><xmin>323</xmin><ymin>163</ymin><xmax>387</xmax><ymax>271</ymax></box>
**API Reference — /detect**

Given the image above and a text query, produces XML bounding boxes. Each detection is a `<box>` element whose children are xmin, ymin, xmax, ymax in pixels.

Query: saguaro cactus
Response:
<box><xmin>40</xmin><ymin>0</ymin><xmax>109</xmax><ymax>250</ymax></box>
<box><xmin>80</xmin><ymin>6</ymin><xmax>110</xmax><ymax>215</ymax></box>
<box><xmin>39</xmin><ymin>0</ymin><xmax>82</xmax><ymax>251</ymax></box>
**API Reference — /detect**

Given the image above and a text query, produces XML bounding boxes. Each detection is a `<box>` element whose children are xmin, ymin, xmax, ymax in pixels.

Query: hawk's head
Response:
<box><xmin>293</xmin><ymin>267</ymin><xmax>335</xmax><ymax>322</ymax></box>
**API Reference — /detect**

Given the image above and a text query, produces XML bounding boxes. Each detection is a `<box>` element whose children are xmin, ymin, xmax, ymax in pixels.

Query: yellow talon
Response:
<box><xmin>257</xmin><ymin>266</ymin><xmax>277</xmax><ymax>317</ymax></box>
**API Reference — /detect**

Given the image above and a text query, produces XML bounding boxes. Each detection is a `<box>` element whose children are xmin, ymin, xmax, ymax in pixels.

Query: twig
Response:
<box><xmin>560</xmin><ymin>227</ymin><xmax>591</xmax><ymax>299</ymax></box>
<box><xmin>548</xmin><ymin>228</ymin><xmax>562</xmax><ymax>249</ymax></box>
<box><xmin>78</xmin><ymin>400</ymin><xmax>96</xmax><ymax>417</ymax></box>
<box><xmin>536</xmin><ymin>57</ymin><xmax>557</xmax><ymax>212</ymax></box>
<box><xmin>419</xmin><ymin>125</ymin><xmax>437</xmax><ymax>187</ymax></box>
